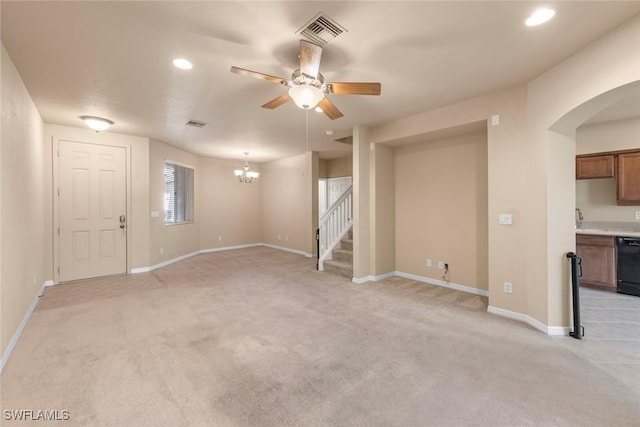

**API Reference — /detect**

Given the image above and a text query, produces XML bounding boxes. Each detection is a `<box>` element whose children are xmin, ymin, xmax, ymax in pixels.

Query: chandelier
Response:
<box><xmin>234</xmin><ymin>152</ymin><xmax>259</xmax><ymax>183</ymax></box>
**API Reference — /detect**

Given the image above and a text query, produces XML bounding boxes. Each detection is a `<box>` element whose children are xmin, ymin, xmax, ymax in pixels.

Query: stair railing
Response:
<box><xmin>318</xmin><ymin>185</ymin><xmax>353</xmax><ymax>271</ymax></box>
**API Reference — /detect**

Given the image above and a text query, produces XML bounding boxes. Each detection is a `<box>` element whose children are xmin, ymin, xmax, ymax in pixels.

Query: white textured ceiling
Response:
<box><xmin>2</xmin><ymin>1</ymin><xmax>639</xmax><ymax>162</ymax></box>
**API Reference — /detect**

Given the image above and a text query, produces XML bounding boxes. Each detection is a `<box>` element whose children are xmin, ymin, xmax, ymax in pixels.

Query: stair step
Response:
<box><xmin>339</xmin><ymin>239</ymin><xmax>353</xmax><ymax>251</ymax></box>
<box><xmin>333</xmin><ymin>248</ymin><xmax>353</xmax><ymax>263</ymax></box>
<box><xmin>323</xmin><ymin>259</ymin><xmax>353</xmax><ymax>279</ymax></box>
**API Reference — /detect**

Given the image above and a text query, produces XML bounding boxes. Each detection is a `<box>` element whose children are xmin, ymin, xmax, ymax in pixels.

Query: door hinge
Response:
<box><xmin>57</xmin><ymin>188</ymin><xmax>60</xmax><ymax>196</ymax></box>
<box><xmin>57</xmin><ymin>228</ymin><xmax>60</xmax><ymax>235</ymax></box>
<box><xmin>57</xmin><ymin>149</ymin><xmax>60</xmax><ymax>157</ymax></box>
<box><xmin>57</xmin><ymin>266</ymin><xmax>60</xmax><ymax>274</ymax></box>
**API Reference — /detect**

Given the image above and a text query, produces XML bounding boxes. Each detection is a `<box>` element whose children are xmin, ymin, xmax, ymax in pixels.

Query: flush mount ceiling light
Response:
<box><xmin>289</xmin><ymin>84</ymin><xmax>325</xmax><ymax>110</ymax></box>
<box><xmin>526</xmin><ymin>8</ymin><xmax>556</xmax><ymax>26</ymax></box>
<box><xmin>234</xmin><ymin>152</ymin><xmax>260</xmax><ymax>183</ymax></box>
<box><xmin>81</xmin><ymin>116</ymin><xmax>113</xmax><ymax>132</ymax></box>
<box><xmin>172</xmin><ymin>58</ymin><xmax>193</xmax><ymax>70</ymax></box>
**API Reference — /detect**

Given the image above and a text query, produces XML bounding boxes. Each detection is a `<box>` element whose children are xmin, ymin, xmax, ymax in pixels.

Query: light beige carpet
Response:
<box><xmin>1</xmin><ymin>247</ymin><xmax>638</xmax><ymax>426</ymax></box>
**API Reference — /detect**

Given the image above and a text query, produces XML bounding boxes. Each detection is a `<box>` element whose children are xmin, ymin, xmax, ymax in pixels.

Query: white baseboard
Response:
<box><xmin>487</xmin><ymin>306</ymin><xmax>570</xmax><ymax>336</ymax></box>
<box><xmin>394</xmin><ymin>271</ymin><xmax>489</xmax><ymax>297</ymax></box>
<box><xmin>142</xmin><ymin>250</ymin><xmax>201</xmax><ymax>273</ymax></box>
<box><xmin>261</xmin><ymin>244</ymin><xmax>311</xmax><ymax>258</ymax></box>
<box><xmin>131</xmin><ymin>243</ymin><xmax>311</xmax><ymax>274</ymax></box>
<box><xmin>352</xmin><ymin>271</ymin><xmax>395</xmax><ymax>284</ymax></box>
<box><xmin>1</xmin><ymin>282</ymin><xmax>47</xmax><ymax>374</ymax></box>
<box><xmin>200</xmin><ymin>243</ymin><xmax>262</xmax><ymax>254</ymax></box>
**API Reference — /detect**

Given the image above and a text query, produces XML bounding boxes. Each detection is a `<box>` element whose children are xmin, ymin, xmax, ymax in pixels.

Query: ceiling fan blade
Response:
<box><xmin>261</xmin><ymin>93</ymin><xmax>292</xmax><ymax>109</ymax></box>
<box><xmin>230</xmin><ymin>66</ymin><xmax>287</xmax><ymax>85</ymax></box>
<box><xmin>326</xmin><ymin>82</ymin><xmax>382</xmax><ymax>95</ymax></box>
<box><xmin>318</xmin><ymin>97</ymin><xmax>343</xmax><ymax>120</ymax></box>
<box><xmin>299</xmin><ymin>40</ymin><xmax>322</xmax><ymax>78</ymax></box>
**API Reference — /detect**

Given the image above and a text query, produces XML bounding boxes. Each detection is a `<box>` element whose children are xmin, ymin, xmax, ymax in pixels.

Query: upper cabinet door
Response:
<box><xmin>576</xmin><ymin>154</ymin><xmax>615</xmax><ymax>179</ymax></box>
<box><xmin>617</xmin><ymin>152</ymin><xmax>640</xmax><ymax>205</ymax></box>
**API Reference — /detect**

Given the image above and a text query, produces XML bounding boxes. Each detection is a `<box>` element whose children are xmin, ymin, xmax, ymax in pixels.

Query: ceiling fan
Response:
<box><xmin>230</xmin><ymin>40</ymin><xmax>381</xmax><ymax>120</ymax></box>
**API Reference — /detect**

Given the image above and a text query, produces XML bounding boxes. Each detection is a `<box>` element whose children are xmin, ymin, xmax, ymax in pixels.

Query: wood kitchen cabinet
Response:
<box><xmin>576</xmin><ymin>154</ymin><xmax>615</xmax><ymax>179</ymax></box>
<box><xmin>617</xmin><ymin>151</ymin><xmax>640</xmax><ymax>205</ymax></box>
<box><xmin>576</xmin><ymin>235</ymin><xmax>617</xmax><ymax>292</ymax></box>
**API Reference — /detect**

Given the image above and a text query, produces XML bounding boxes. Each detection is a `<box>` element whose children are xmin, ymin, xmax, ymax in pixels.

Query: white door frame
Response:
<box><xmin>52</xmin><ymin>137</ymin><xmax>133</xmax><ymax>284</ymax></box>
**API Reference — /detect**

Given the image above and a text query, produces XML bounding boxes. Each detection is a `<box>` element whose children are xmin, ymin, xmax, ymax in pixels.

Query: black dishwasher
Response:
<box><xmin>617</xmin><ymin>237</ymin><xmax>640</xmax><ymax>297</ymax></box>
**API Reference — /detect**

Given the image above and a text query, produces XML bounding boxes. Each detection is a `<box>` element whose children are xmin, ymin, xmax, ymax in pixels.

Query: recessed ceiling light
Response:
<box><xmin>526</xmin><ymin>8</ymin><xmax>555</xmax><ymax>27</ymax></box>
<box><xmin>81</xmin><ymin>116</ymin><xmax>113</xmax><ymax>132</ymax></box>
<box><xmin>172</xmin><ymin>58</ymin><xmax>193</xmax><ymax>70</ymax></box>
<box><xmin>315</xmin><ymin>107</ymin><xmax>323</xmax><ymax>113</ymax></box>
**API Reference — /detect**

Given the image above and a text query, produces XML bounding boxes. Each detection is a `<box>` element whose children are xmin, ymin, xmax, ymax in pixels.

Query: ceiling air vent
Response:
<box><xmin>186</xmin><ymin>120</ymin><xmax>207</xmax><ymax>128</ymax></box>
<box><xmin>297</xmin><ymin>13</ymin><xmax>347</xmax><ymax>45</ymax></box>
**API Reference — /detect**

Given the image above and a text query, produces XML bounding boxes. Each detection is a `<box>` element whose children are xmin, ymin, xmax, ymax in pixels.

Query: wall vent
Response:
<box><xmin>186</xmin><ymin>120</ymin><xmax>207</xmax><ymax>128</ymax></box>
<box><xmin>297</xmin><ymin>13</ymin><xmax>346</xmax><ymax>45</ymax></box>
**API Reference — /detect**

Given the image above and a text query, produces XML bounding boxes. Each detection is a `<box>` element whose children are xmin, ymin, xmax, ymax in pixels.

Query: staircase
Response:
<box><xmin>318</xmin><ymin>184</ymin><xmax>353</xmax><ymax>279</ymax></box>
<box><xmin>322</xmin><ymin>228</ymin><xmax>353</xmax><ymax>279</ymax></box>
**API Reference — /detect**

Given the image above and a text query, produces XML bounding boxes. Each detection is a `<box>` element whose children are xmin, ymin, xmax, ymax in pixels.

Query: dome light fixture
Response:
<box><xmin>81</xmin><ymin>116</ymin><xmax>113</xmax><ymax>132</ymax></box>
<box><xmin>288</xmin><ymin>85</ymin><xmax>324</xmax><ymax>110</ymax></box>
<box><xmin>172</xmin><ymin>58</ymin><xmax>193</xmax><ymax>70</ymax></box>
<box><xmin>525</xmin><ymin>8</ymin><xmax>555</xmax><ymax>27</ymax></box>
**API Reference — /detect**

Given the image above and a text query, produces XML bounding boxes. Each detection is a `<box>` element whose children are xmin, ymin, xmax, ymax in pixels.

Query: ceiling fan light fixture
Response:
<box><xmin>289</xmin><ymin>85</ymin><xmax>324</xmax><ymax>110</ymax></box>
<box><xmin>81</xmin><ymin>116</ymin><xmax>113</xmax><ymax>132</ymax></box>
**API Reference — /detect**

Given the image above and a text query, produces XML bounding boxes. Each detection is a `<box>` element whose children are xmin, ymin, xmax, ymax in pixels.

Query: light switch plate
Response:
<box><xmin>151</xmin><ymin>210</ymin><xmax>160</xmax><ymax>218</ymax></box>
<box><xmin>499</xmin><ymin>213</ymin><xmax>513</xmax><ymax>225</ymax></box>
<box><xmin>635</xmin><ymin>211</ymin><xmax>640</xmax><ymax>220</ymax></box>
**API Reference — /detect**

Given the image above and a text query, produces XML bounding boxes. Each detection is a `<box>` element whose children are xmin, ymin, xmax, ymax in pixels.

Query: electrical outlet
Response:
<box><xmin>218</xmin><ymin>235</ymin><xmax>223</xmax><ymax>241</ymax></box>
<box><xmin>438</xmin><ymin>261</ymin><xmax>444</xmax><ymax>269</ymax></box>
<box><xmin>504</xmin><ymin>282</ymin><xmax>513</xmax><ymax>294</ymax></box>
<box><xmin>278</xmin><ymin>235</ymin><xmax>281</xmax><ymax>241</ymax></box>
<box><xmin>285</xmin><ymin>236</ymin><xmax>289</xmax><ymax>241</ymax></box>
<box><xmin>160</xmin><ymin>247</ymin><xmax>164</xmax><ymax>255</ymax></box>
<box><xmin>635</xmin><ymin>211</ymin><xmax>640</xmax><ymax>220</ymax></box>
<box><xmin>426</xmin><ymin>259</ymin><xmax>432</xmax><ymax>267</ymax></box>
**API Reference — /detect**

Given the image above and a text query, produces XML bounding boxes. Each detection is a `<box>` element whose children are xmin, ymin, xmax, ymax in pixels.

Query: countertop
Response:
<box><xmin>576</xmin><ymin>229</ymin><xmax>640</xmax><ymax>238</ymax></box>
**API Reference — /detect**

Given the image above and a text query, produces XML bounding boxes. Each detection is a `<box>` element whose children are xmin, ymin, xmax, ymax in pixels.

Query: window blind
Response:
<box><xmin>164</xmin><ymin>162</ymin><xmax>194</xmax><ymax>223</ymax></box>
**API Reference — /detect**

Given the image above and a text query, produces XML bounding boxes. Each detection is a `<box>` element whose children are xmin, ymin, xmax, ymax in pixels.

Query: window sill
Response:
<box><xmin>164</xmin><ymin>221</ymin><xmax>195</xmax><ymax>226</ymax></box>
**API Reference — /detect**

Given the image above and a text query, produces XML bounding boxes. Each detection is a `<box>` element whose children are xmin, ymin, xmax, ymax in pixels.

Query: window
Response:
<box><xmin>164</xmin><ymin>162</ymin><xmax>194</xmax><ymax>224</ymax></box>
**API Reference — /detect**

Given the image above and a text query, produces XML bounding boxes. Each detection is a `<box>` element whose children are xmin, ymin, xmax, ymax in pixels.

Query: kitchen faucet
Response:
<box><xmin>575</xmin><ymin>208</ymin><xmax>584</xmax><ymax>228</ymax></box>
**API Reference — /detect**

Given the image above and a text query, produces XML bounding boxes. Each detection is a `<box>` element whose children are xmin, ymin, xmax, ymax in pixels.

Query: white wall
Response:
<box><xmin>199</xmin><ymin>156</ymin><xmax>262</xmax><ymax>250</ymax></box>
<box><xmin>261</xmin><ymin>154</ymin><xmax>310</xmax><ymax>255</ymax></box>
<box><xmin>394</xmin><ymin>131</ymin><xmax>488</xmax><ymax>291</ymax></box>
<box><xmin>1</xmin><ymin>44</ymin><xmax>46</xmax><ymax>360</ymax></box>
<box><xmin>576</xmin><ymin>117</ymin><xmax>640</xmax><ymax>155</ymax></box>
<box><xmin>370</xmin><ymin>86</ymin><xmax>529</xmax><ymax>318</ymax></box>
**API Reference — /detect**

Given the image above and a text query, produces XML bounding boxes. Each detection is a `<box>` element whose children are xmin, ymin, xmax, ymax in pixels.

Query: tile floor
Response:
<box><xmin>557</xmin><ymin>286</ymin><xmax>640</xmax><ymax>392</ymax></box>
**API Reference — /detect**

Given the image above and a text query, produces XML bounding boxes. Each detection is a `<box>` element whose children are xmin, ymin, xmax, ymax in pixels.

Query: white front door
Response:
<box><xmin>58</xmin><ymin>141</ymin><xmax>127</xmax><ymax>282</ymax></box>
